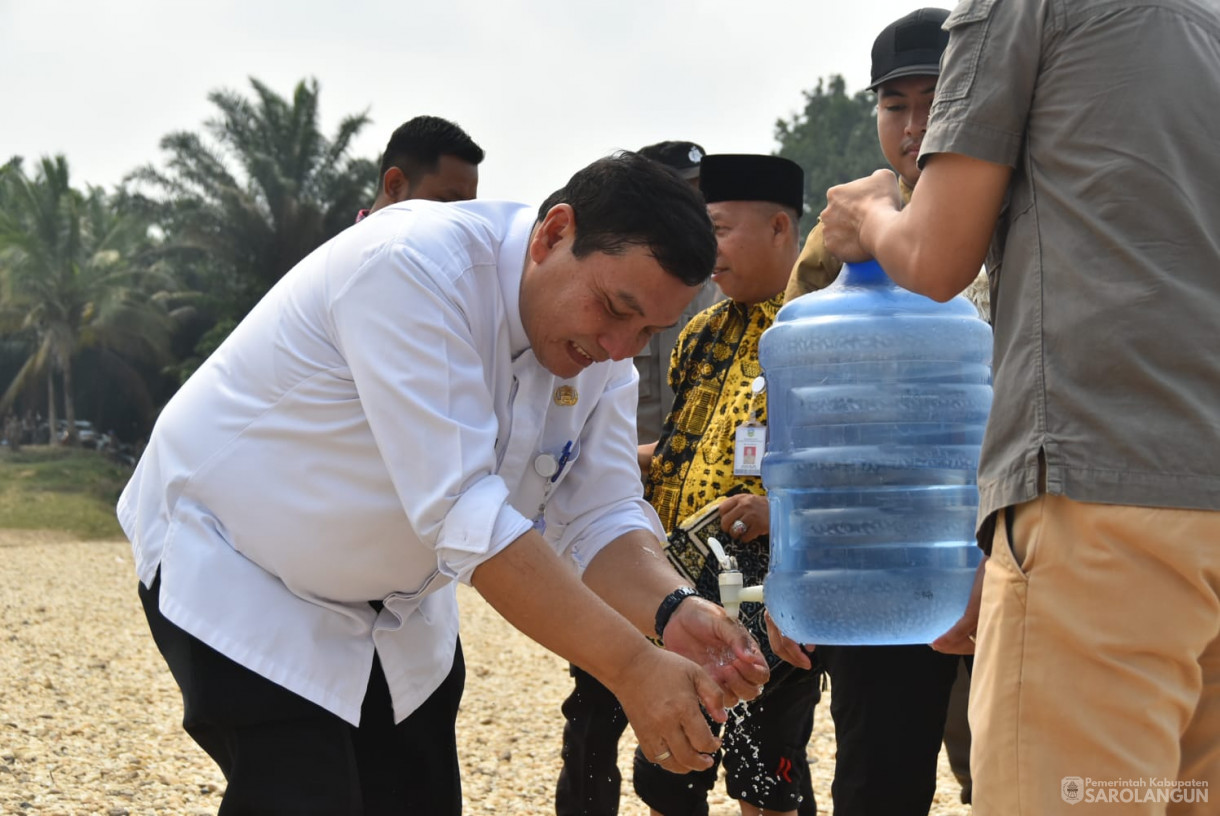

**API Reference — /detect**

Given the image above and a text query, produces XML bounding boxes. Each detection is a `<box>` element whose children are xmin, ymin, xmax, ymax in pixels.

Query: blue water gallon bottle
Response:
<box><xmin>759</xmin><ymin>259</ymin><xmax>992</xmax><ymax>645</ymax></box>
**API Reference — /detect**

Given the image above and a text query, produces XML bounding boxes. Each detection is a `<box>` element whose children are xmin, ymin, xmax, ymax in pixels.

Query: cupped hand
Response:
<box><xmin>610</xmin><ymin>644</ymin><xmax>726</xmax><ymax>774</ymax></box>
<box><xmin>660</xmin><ymin>595</ymin><xmax>770</xmax><ymax>706</ymax></box>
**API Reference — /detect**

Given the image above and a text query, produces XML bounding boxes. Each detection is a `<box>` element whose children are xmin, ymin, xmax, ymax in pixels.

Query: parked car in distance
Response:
<box><xmin>57</xmin><ymin>420</ymin><xmax>97</xmax><ymax>445</ymax></box>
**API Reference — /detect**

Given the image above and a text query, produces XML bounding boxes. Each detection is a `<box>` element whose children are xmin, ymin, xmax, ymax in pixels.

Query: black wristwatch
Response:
<box><xmin>654</xmin><ymin>586</ymin><xmax>698</xmax><ymax>640</ymax></box>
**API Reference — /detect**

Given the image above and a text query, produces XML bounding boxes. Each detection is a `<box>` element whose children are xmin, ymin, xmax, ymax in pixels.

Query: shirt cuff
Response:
<box><xmin>564</xmin><ymin>497</ymin><xmax>666</xmax><ymax>575</ymax></box>
<box><xmin>435</xmin><ymin>474</ymin><xmax>533</xmax><ymax>585</ymax></box>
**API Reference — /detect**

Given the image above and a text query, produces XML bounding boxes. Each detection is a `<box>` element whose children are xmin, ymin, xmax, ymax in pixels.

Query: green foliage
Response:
<box><xmin>172</xmin><ymin>316</ymin><xmax>236</xmax><ymax>385</ymax></box>
<box><xmin>0</xmin><ymin>157</ymin><xmax>177</xmax><ymax>440</ymax></box>
<box><xmin>775</xmin><ymin>75</ymin><xmax>887</xmax><ymax>238</ymax></box>
<box><xmin>130</xmin><ymin>77</ymin><xmax>378</xmax><ymax>338</ymax></box>
<box><xmin>0</xmin><ymin>446</ymin><xmax>129</xmax><ymax>539</ymax></box>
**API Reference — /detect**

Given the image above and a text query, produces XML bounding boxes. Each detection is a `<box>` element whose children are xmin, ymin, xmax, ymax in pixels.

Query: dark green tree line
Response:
<box><xmin>2</xmin><ymin>77</ymin><xmax>378</xmax><ymax>444</ymax></box>
<box><xmin>0</xmin><ymin>156</ymin><xmax>176</xmax><ymax>444</ymax></box>
<box><xmin>130</xmin><ymin>77</ymin><xmax>377</xmax><ymax>380</ymax></box>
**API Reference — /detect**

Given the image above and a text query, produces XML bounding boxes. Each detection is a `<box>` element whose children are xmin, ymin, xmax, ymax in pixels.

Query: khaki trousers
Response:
<box><xmin>971</xmin><ymin>494</ymin><xmax>1220</xmax><ymax>815</ymax></box>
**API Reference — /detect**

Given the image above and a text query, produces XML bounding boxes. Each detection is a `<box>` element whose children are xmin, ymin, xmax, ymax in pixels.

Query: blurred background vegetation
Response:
<box><xmin>0</xmin><ymin>447</ymin><xmax>132</xmax><ymax>537</ymax></box>
<box><xmin>0</xmin><ymin>73</ymin><xmax>885</xmax><ymax>503</ymax></box>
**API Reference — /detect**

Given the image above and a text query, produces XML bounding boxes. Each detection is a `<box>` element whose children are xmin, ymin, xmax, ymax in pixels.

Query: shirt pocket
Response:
<box><xmin>935</xmin><ymin>0</ymin><xmax>1001</xmax><ymax>105</ymax></box>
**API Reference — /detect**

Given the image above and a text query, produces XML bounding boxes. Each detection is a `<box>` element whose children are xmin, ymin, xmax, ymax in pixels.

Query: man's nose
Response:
<box><xmin>598</xmin><ymin>327</ymin><xmax>645</xmax><ymax>362</ymax></box>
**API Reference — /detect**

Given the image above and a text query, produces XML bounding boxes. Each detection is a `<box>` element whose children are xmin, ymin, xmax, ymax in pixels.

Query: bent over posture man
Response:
<box><xmin>121</xmin><ymin>152</ymin><xmax>770</xmax><ymax>815</ymax></box>
<box><xmin>556</xmin><ymin>139</ymin><xmax>722</xmax><ymax>816</ymax></box>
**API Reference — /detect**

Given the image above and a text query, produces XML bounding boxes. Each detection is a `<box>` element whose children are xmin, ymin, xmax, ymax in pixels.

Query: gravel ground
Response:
<box><xmin>1</xmin><ymin>532</ymin><xmax>971</xmax><ymax>815</ymax></box>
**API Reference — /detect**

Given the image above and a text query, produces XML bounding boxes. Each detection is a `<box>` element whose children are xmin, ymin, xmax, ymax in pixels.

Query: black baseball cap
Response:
<box><xmin>869</xmin><ymin>7</ymin><xmax>951</xmax><ymax>91</ymax></box>
<box><xmin>699</xmin><ymin>154</ymin><xmax>805</xmax><ymax>215</ymax></box>
<box><xmin>637</xmin><ymin>140</ymin><xmax>706</xmax><ymax>180</ymax></box>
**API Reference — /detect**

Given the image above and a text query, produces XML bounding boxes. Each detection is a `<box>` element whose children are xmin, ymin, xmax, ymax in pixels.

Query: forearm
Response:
<box><xmin>879</xmin><ymin>155</ymin><xmax>1010</xmax><ymax>300</ymax></box>
<box><xmin>470</xmin><ymin>530</ymin><xmax>653</xmax><ymax>690</ymax></box>
<box><xmin>823</xmin><ymin>157</ymin><xmax>1010</xmax><ymax>302</ymax></box>
<box><xmin>581</xmin><ymin>528</ymin><xmax>687</xmax><ymax>637</ymax></box>
<box><xmin>585</xmin><ymin>529</ymin><xmax>772</xmax><ymax>705</ymax></box>
<box><xmin>856</xmin><ymin>204</ymin><xmax>951</xmax><ymax>299</ymax></box>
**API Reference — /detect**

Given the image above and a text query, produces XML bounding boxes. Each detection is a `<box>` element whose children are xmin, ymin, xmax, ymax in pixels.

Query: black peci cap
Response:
<box><xmin>869</xmin><ymin>7</ymin><xmax>951</xmax><ymax>91</ymax></box>
<box><xmin>699</xmin><ymin>154</ymin><xmax>805</xmax><ymax>214</ymax></box>
<box><xmin>637</xmin><ymin>140</ymin><xmax>706</xmax><ymax>180</ymax></box>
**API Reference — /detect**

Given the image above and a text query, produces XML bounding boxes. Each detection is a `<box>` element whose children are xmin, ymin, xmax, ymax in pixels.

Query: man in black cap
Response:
<box><xmin>555</xmin><ymin>140</ymin><xmax>722</xmax><ymax>816</ymax></box>
<box><xmin>638</xmin><ymin>140</ymin><xmax>705</xmax><ymax>186</ymax></box>
<box><xmin>773</xmin><ymin>9</ymin><xmax>976</xmax><ymax>816</ymax></box>
<box><xmin>634</xmin><ymin>154</ymin><xmax>819</xmax><ymax>816</ymax></box>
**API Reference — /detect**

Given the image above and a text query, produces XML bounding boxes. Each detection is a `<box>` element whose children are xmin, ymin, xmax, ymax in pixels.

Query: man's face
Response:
<box><xmin>707</xmin><ymin>201</ymin><xmax>791</xmax><ymax>306</ymax></box>
<box><xmin>876</xmin><ymin>74</ymin><xmax>937</xmax><ymax>188</ymax></box>
<box><xmin>409</xmin><ymin>154</ymin><xmax>479</xmax><ymax>203</ymax></box>
<box><xmin>520</xmin><ymin>206</ymin><xmax>701</xmax><ymax>379</ymax></box>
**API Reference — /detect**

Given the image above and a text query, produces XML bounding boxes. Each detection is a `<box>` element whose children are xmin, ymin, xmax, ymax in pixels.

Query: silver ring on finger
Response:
<box><xmin>731</xmin><ymin>519</ymin><xmax>747</xmax><ymax>537</ymax></box>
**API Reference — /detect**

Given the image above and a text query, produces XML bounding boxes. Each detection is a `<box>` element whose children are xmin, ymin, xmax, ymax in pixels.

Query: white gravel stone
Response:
<box><xmin>0</xmin><ymin>531</ymin><xmax>971</xmax><ymax>814</ymax></box>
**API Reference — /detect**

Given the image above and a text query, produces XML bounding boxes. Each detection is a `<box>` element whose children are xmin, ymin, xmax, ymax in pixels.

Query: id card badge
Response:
<box><xmin>734</xmin><ymin>423</ymin><xmax>763</xmax><ymax>476</ymax></box>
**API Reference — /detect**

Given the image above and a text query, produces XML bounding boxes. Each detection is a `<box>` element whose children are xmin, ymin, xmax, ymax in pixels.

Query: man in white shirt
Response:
<box><xmin>121</xmin><ymin>152</ymin><xmax>770</xmax><ymax>814</ymax></box>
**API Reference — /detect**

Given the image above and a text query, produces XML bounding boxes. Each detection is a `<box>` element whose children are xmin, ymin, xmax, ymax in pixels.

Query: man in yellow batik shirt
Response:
<box><xmin>635</xmin><ymin>154</ymin><xmax>819</xmax><ymax>816</ymax></box>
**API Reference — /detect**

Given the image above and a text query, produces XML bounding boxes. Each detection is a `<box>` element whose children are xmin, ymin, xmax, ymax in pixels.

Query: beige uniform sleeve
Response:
<box><xmin>784</xmin><ymin>221</ymin><xmax>843</xmax><ymax>303</ymax></box>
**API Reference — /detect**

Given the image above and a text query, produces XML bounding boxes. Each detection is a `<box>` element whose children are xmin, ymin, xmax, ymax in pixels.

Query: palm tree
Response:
<box><xmin>0</xmin><ymin>156</ymin><xmax>175</xmax><ymax>445</ymax></box>
<box><xmin>131</xmin><ymin>77</ymin><xmax>377</xmax><ymax>324</ymax></box>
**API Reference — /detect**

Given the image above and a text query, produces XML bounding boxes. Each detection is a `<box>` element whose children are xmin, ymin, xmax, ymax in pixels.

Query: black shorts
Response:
<box><xmin>632</xmin><ymin>662</ymin><xmax>820</xmax><ymax>815</ymax></box>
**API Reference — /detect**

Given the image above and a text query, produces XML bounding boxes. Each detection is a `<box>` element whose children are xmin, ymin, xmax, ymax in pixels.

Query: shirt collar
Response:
<box><xmin>498</xmin><ymin>207</ymin><xmax>538</xmax><ymax>358</ymax></box>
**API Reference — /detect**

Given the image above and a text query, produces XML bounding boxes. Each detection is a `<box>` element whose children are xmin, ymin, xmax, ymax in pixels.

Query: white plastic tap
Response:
<box><xmin>708</xmin><ymin>536</ymin><xmax>766</xmax><ymax>621</ymax></box>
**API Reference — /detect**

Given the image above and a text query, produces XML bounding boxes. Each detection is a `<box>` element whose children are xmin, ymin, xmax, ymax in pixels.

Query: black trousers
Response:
<box><xmin>555</xmin><ymin>664</ymin><xmax>630</xmax><ymax>816</ymax></box>
<box><xmin>140</xmin><ymin>572</ymin><xmax>465</xmax><ymax>815</ymax></box>
<box><xmin>818</xmin><ymin>644</ymin><xmax>967</xmax><ymax>816</ymax></box>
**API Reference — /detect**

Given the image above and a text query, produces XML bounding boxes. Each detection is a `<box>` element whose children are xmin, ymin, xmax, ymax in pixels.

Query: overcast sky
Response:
<box><xmin>1</xmin><ymin>0</ymin><xmax>948</xmax><ymax>207</ymax></box>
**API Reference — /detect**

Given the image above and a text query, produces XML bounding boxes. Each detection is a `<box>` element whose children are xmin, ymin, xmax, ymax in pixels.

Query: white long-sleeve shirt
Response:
<box><xmin>118</xmin><ymin>200</ymin><xmax>664</xmax><ymax>725</ymax></box>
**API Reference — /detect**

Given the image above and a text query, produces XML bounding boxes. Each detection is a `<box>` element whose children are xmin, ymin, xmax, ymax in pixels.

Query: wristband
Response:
<box><xmin>654</xmin><ymin>586</ymin><xmax>698</xmax><ymax>640</ymax></box>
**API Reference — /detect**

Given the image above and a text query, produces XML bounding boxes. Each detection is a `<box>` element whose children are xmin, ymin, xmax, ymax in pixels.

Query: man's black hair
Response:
<box><xmin>378</xmin><ymin>116</ymin><xmax>485</xmax><ymax>184</ymax></box>
<box><xmin>537</xmin><ymin>152</ymin><xmax>715</xmax><ymax>287</ymax></box>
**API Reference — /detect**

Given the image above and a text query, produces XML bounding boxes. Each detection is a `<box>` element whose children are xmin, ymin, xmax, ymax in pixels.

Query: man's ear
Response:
<box><xmin>529</xmin><ymin>203</ymin><xmax>575</xmax><ymax>263</ymax></box>
<box><xmin>772</xmin><ymin>209</ymin><xmax>795</xmax><ymax>243</ymax></box>
<box><xmin>383</xmin><ymin>166</ymin><xmax>412</xmax><ymax>203</ymax></box>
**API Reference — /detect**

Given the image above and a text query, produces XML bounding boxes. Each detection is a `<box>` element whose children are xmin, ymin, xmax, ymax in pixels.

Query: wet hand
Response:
<box><xmin>661</xmin><ymin>595</ymin><xmax>770</xmax><ymax>705</ymax></box>
<box><xmin>611</xmin><ymin>645</ymin><xmax>725</xmax><ymax>774</ymax></box>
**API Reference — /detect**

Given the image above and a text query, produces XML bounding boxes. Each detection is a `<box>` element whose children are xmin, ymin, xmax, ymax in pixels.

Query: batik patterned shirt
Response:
<box><xmin>646</xmin><ymin>294</ymin><xmax>782</xmax><ymax>532</ymax></box>
<box><xmin>645</xmin><ymin>292</ymin><xmax>784</xmax><ymax>665</ymax></box>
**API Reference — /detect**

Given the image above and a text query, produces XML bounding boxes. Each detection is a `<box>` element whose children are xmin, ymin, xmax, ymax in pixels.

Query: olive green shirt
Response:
<box><xmin>925</xmin><ymin>0</ymin><xmax>1220</xmax><ymax>530</ymax></box>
